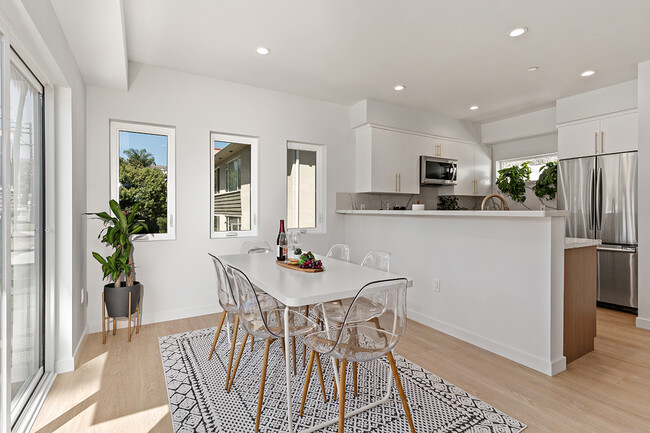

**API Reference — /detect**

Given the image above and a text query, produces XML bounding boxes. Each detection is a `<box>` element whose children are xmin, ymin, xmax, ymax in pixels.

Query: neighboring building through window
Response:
<box><xmin>110</xmin><ymin>121</ymin><xmax>176</xmax><ymax>240</ymax></box>
<box><xmin>286</xmin><ymin>141</ymin><xmax>325</xmax><ymax>232</ymax></box>
<box><xmin>497</xmin><ymin>153</ymin><xmax>558</xmax><ymax>182</ymax></box>
<box><xmin>211</xmin><ymin>132</ymin><xmax>258</xmax><ymax>237</ymax></box>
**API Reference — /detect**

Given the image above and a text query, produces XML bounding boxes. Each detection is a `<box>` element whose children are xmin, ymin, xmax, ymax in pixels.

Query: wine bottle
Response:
<box><xmin>276</xmin><ymin>219</ymin><xmax>287</xmax><ymax>261</ymax></box>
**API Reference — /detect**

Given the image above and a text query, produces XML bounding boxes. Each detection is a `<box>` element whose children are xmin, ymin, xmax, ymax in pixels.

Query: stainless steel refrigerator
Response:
<box><xmin>558</xmin><ymin>152</ymin><xmax>638</xmax><ymax>310</ymax></box>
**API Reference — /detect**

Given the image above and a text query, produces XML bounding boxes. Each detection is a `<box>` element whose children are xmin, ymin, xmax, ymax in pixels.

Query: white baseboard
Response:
<box><xmin>636</xmin><ymin>316</ymin><xmax>650</xmax><ymax>331</ymax></box>
<box><xmin>88</xmin><ymin>303</ymin><xmax>221</xmax><ymax>334</ymax></box>
<box><xmin>54</xmin><ymin>357</ymin><xmax>74</xmax><ymax>374</ymax></box>
<box><xmin>407</xmin><ymin>308</ymin><xmax>565</xmax><ymax>376</ymax></box>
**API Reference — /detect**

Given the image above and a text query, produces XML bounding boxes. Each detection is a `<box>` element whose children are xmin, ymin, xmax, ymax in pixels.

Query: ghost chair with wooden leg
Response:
<box><xmin>302</xmin><ymin>277</ymin><xmax>416</xmax><ymax>433</ymax></box>
<box><xmin>227</xmin><ymin>265</ymin><xmax>324</xmax><ymax>433</ymax></box>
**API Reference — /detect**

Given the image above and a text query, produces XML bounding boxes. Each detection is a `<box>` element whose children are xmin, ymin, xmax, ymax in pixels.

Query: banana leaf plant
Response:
<box><xmin>87</xmin><ymin>200</ymin><xmax>146</xmax><ymax>287</ymax></box>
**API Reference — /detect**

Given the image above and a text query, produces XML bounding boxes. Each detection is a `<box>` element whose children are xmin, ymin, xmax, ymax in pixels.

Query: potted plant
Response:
<box><xmin>533</xmin><ymin>161</ymin><xmax>558</xmax><ymax>200</ymax></box>
<box><xmin>496</xmin><ymin>161</ymin><xmax>531</xmax><ymax>206</ymax></box>
<box><xmin>88</xmin><ymin>200</ymin><xmax>146</xmax><ymax>320</ymax></box>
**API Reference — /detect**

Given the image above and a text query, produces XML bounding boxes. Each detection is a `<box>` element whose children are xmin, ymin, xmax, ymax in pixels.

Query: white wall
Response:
<box><xmin>85</xmin><ymin>63</ymin><xmax>354</xmax><ymax>333</ymax></box>
<box><xmin>556</xmin><ymin>80</ymin><xmax>638</xmax><ymax>124</ymax></box>
<box><xmin>637</xmin><ymin>62</ymin><xmax>650</xmax><ymax>330</ymax></box>
<box><xmin>344</xmin><ymin>213</ymin><xmax>566</xmax><ymax>376</ymax></box>
<box><xmin>2</xmin><ymin>0</ymin><xmax>87</xmax><ymax>372</ymax></box>
<box><xmin>482</xmin><ymin>107</ymin><xmax>556</xmax><ymax>144</ymax></box>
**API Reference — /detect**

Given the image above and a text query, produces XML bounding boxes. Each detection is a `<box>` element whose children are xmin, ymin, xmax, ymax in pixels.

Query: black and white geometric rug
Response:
<box><xmin>159</xmin><ymin>327</ymin><xmax>527</xmax><ymax>433</ymax></box>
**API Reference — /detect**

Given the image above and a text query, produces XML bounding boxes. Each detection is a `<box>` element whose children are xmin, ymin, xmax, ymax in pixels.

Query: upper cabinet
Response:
<box><xmin>355</xmin><ymin>126</ymin><xmax>420</xmax><ymax>194</ymax></box>
<box><xmin>558</xmin><ymin>112</ymin><xmax>638</xmax><ymax>160</ymax></box>
<box><xmin>437</xmin><ymin>144</ymin><xmax>492</xmax><ymax>196</ymax></box>
<box><xmin>420</xmin><ymin>136</ymin><xmax>456</xmax><ymax>159</ymax></box>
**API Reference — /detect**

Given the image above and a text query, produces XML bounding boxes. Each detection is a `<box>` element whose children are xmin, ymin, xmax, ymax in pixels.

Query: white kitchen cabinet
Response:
<box><xmin>420</xmin><ymin>136</ymin><xmax>455</xmax><ymax>159</ymax></box>
<box><xmin>600</xmin><ymin>112</ymin><xmax>638</xmax><ymax>154</ymax></box>
<box><xmin>558</xmin><ymin>112</ymin><xmax>637</xmax><ymax>159</ymax></box>
<box><xmin>355</xmin><ymin>126</ymin><xmax>420</xmax><ymax>194</ymax></box>
<box><xmin>438</xmin><ymin>143</ymin><xmax>490</xmax><ymax>196</ymax></box>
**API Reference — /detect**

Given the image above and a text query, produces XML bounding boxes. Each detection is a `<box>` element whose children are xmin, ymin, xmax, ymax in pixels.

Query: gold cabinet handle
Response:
<box><xmin>395</xmin><ymin>173</ymin><xmax>398</xmax><ymax>192</ymax></box>
<box><xmin>595</xmin><ymin>131</ymin><xmax>598</xmax><ymax>153</ymax></box>
<box><xmin>601</xmin><ymin>131</ymin><xmax>604</xmax><ymax>153</ymax></box>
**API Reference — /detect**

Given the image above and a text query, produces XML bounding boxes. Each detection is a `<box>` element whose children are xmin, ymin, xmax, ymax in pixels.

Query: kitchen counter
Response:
<box><xmin>337</xmin><ymin>209</ymin><xmax>569</xmax><ymax>218</ymax></box>
<box><xmin>565</xmin><ymin>238</ymin><xmax>602</xmax><ymax>249</ymax></box>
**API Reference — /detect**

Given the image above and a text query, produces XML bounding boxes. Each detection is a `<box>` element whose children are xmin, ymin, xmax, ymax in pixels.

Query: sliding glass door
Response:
<box><xmin>1</xmin><ymin>48</ymin><xmax>45</xmax><ymax>429</ymax></box>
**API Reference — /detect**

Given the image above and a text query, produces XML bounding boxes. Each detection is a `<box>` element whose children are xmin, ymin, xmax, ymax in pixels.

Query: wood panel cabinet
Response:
<box><xmin>558</xmin><ymin>112</ymin><xmax>638</xmax><ymax>160</ymax></box>
<box><xmin>355</xmin><ymin>126</ymin><xmax>420</xmax><ymax>194</ymax></box>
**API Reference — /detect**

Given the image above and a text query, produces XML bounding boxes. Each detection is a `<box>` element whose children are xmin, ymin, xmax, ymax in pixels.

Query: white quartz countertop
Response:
<box><xmin>336</xmin><ymin>209</ymin><xmax>569</xmax><ymax>218</ymax></box>
<box><xmin>565</xmin><ymin>238</ymin><xmax>602</xmax><ymax>250</ymax></box>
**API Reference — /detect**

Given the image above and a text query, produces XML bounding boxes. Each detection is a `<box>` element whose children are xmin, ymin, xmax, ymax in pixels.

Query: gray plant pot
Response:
<box><xmin>104</xmin><ymin>282</ymin><xmax>141</xmax><ymax>318</ymax></box>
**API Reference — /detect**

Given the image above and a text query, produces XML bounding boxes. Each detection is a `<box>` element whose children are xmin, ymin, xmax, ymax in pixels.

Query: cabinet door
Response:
<box><xmin>600</xmin><ymin>112</ymin><xmax>638</xmax><ymax>154</ymax></box>
<box><xmin>558</xmin><ymin>120</ymin><xmax>600</xmax><ymax>160</ymax></box>
<box><xmin>371</xmin><ymin>128</ymin><xmax>419</xmax><ymax>193</ymax></box>
<box><xmin>474</xmin><ymin>144</ymin><xmax>493</xmax><ymax>195</ymax></box>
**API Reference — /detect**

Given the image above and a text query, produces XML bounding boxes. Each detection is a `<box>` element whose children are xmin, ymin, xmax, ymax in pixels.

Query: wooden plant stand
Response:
<box><xmin>102</xmin><ymin>291</ymin><xmax>141</xmax><ymax>343</ymax></box>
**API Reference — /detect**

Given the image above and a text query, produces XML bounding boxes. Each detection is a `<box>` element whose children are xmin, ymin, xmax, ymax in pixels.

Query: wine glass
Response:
<box><xmin>287</xmin><ymin>231</ymin><xmax>302</xmax><ymax>262</ymax></box>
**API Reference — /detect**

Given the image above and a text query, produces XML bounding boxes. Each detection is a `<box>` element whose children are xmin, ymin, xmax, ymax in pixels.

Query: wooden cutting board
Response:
<box><xmin>276</xmin><ymin>260</ymin><xmax>324</xmax><ymax>273</ymax></box>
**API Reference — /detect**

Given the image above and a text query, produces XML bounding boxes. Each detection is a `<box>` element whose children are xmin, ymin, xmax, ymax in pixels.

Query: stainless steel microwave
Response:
<box><xmin>420</xmin><ymin>155</ymin><xmax>457</xmax><ymax>185</ymax></box>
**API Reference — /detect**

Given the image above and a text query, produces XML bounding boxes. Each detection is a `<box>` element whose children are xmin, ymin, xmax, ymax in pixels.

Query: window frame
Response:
<box><xmin>109</xmin><ymin>120</ymin><xmax>176</xmax><ymax>241</ymax></box>
<box><xmin>496</xmin><ymin>152</ymin><xmax>558</xmax><ymax>182</ymax></box>
<box><xmin>286</xmin><ymin>141</ymin><xmax>326</xmax><ymax>234</ymax></box>
<box><xmin>210</xmin><ymin>131</ymin><xmax>259</xmax><ymax>239</ymax></box>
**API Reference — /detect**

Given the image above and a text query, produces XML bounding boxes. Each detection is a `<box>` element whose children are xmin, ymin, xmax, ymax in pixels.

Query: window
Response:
<box><xmin>110</xmin><ymin>121</ymin><xmax>176</xmax><ymax>240</ymax></box>
<box><xmin>497</xmin><ymin>153</ymin><xmax>558</xmax><ymax>182</ymax></box>
<box><xmin>286</xmin><ymin>141</ymin><xmax>325</xmax><ymax>232</ymax></box>
<box><xmin>211</xmin><ymin>132</ymin><xmax>258</xmax><ymax>237</ymax></box>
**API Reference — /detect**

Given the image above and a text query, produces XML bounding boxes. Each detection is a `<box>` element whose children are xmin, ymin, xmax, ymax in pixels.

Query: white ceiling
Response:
<box><xmin>53</xmin><ymin>0</ymin><xmax>650</xmax><ymax>123</ymax></box>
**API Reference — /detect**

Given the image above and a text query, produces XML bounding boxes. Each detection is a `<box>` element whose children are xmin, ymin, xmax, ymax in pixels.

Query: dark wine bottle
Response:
<box><xmin>276</xmin><ymin>219</ymin><xmax>287</xmax><ymax>261</ymax></box>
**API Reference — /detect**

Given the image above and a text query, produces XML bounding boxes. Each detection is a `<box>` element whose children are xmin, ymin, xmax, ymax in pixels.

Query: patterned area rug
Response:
<box><xmin>159</xmin><ymin>327</ymin><xmax>526</xmax><ymax>433</ymax></box>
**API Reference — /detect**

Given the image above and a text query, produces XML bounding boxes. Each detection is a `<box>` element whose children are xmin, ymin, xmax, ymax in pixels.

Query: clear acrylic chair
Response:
<box><xmin>361</xmin><ymin>250</ymin><xmax>391</xmax><ymax>273</ymax></box>
<box><xmin>327</xmin><ymin>244</ymin><xmax>351</xmax><ymax>262</ymax></box>
<box><xmin>241</xmin><ymin>240</ymin><xmax>273</xmax><ymax>254</ymax></box>
<box><xmin>227</xmin><ymin>265</ymin><xmax>325</xmax><ymax>433</ymax></box>
<box><xmin>302</xmin><ymin>278</ymin><xmax>415</xmax><ymax>433</ymax></box>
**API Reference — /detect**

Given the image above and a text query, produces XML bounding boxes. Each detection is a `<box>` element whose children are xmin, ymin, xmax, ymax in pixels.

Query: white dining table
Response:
<box><xmin>218</xmin><ymin>252</ymin><xmax>412</xmax><ymax>433</ymax></box>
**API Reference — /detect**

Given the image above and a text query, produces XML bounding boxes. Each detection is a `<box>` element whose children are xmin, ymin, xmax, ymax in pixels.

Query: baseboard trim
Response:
<box><xmin>407</xmin><ymin>308</ymin><xmax>564</xmax><ymax>376</ymax></box>
<box><xmin>636</xmin><ymin>316</ymin><xmax>650</xmax><ymax>331</ymax></box>
<box><xmin>74</xmin><ymin>326</ymin><xmax>89</xmax><ymax>369</ymax></box>
<box><xmin>88</xmin><ymin>303</ymin><xmax>221</xmax><ymax>334</ymax></box>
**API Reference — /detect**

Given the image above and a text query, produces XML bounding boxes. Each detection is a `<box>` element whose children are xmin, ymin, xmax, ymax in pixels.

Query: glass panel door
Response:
<box><xmin>8</xmin><ymin>51</ymin><xmax>44</xmax><ymax>427</ymax></box>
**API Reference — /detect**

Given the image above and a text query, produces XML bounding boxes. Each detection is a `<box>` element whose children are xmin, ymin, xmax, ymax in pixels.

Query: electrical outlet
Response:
<box><xmin>433</xmin><ymin>279</ymin><xmax>441</xmax><ymax>292</ymax></box>
<box><xmin>80</xmin><ymin>288</ymin><xmax>85</xmax><ymax>304</ymax></box>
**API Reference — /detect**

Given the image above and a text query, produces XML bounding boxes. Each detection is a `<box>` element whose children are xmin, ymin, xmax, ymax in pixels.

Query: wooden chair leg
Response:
<box><xmin>300</xmin><ymin>349</ymin><xmax>316</xmax><ymax>416</ymax></box>
<box><xmin>338</xmin><ymin>359</ymin><xmax>347</xmax><ymax>433</ymax></box>
<box><xmin>208</xmin><ymin>311</ymin><xmax>227</xmax><ymax>360</ymax></box>
<box><xmin>128</xmin><ymin>292</ymin><xmax>132</xmax><ymax>342</ymax></box>
<box><xmin>292</xmin><ymin>336</ymin><xmax>297</xmax><ymax>374</ymax></box>
<box><xmin>251</xmin><ymin>336</ymin><xmax>255</xmax><ymax>351</ymax></box>
<box><xmin>136</xmin><ymin>293</ymin><xmax>141</xmax><ymax>334</ymax></box>
<box><xmin>332</xmin><ymin>358</ymin><xmax>340</xmax><ymax>400</ymax></box>
<box><xmin>353</xmin><ymin>362</ymin><xmax>358</xmax><ymax>396</ymax></box>
<box><xmin>102</xmin><ymin>292</ymin><xmax>106</xmax><ymax>344</ymax></box>
<box><xmin>225</xmin><ymin>315</ymin><xmax>240</xmax><ymax>389</ymax></box>
<box><xmin>113</xmin><ymin>318</ymin><xmax>116</xmax><ymax>335</ymax></box>
<box><xmin>255</xmin><ymin>338</ymin><xmax>272</xmax><ymax>433</ymax></box>
<box><xmin>387</xmin><ymin>352</ymin><xmax>416</xmax><ymax>433</ymax></box>
<box><xmin>314</xmin><ymin>353</ymin><xmax>328</xmax><ymax>403</ymax></box>
<box><xmin>227</xmin><ymin>332</ymin><xmax>249</xmax><ymax>392</ymax></box>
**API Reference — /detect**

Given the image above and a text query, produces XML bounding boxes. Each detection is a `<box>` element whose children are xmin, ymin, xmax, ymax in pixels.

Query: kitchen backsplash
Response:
<box><xmin>336</xmin><ymin>188</ymin><xmax>483</xmax><ymax>211</ymax></box>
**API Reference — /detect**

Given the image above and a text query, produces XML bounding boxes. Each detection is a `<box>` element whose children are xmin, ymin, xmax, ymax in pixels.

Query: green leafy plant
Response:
<box><xmin>87</xmin><ymin>200</ymin><xmax>146</xmax><ymax>287</ymax></box>
<box><xmin>437</xmin><ymin>196</ymin><xmax>467</xmax><ymax>210</ymax></box>
<box><xmin>496</xmin><ymin>162</ymin><xmax>531</xmax><ymax>204</ymax></box>
<box><xmin>533</xmin><ymin>161</ymin><xmax>557</xmax><ymax>200</ymax></box>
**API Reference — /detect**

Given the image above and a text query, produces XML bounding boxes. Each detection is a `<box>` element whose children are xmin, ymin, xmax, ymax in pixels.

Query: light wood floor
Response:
<box><xmin>30</xmin><ymin>308</ymin><xmax>650</xmax><ymax>432</ymax></box>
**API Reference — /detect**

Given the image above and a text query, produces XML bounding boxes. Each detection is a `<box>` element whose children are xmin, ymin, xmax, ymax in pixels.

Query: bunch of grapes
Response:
<box><xmin>298</xmin><ymin>251</ymin><xmax>323</xmax><ymax>269</ymax></box>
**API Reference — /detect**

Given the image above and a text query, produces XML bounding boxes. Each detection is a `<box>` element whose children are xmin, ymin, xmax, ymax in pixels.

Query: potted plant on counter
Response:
<box><xmin>87</xmin><ymin>200</ymin><xmax>146</xmax><ymax>341</ymax></box>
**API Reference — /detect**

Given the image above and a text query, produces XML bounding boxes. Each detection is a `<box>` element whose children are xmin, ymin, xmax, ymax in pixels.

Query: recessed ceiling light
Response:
<box><xmin>509</xmin><ymin>27</ymin><xmax>528</xmax><ymax>37</ymax></box>
<box><xmin>469</xmin><ymin>105</ymin><xmax>479</xmax><ymax>110</ymax></box>
<box><xmin>256</xmin><ymin>47</ymin><xmax>271</xmax><ymax>55</ymax></box>
<box><xmin>394</xmin><ymin>84</ymin><xmax>406</xmax><ymax>91</ymax></box>
<box><xmin>527</xmin><ymin>66</ymin><xmax>539</xmax><ymax>72</ymax></box>
<box><xmin>581</xmin><ymin>70</ymin><xmax>596</xmax><ymax>77</ymax></box>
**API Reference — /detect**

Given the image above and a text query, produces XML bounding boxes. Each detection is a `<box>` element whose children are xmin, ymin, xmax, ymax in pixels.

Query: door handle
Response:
<box><xmin>595</xmin><ymin>167</ymin><xmax>602</xmax><ymax>231</ymax></box>
<box><xmin>594</xmin><ymin>132</ymin><xmax>598</xmax><ymax>154</ymax></box>
<box><xmin>601</xmin><ymin>131</ymin><xmax>604</xmax><ymax>153</ymax></box>
<box><xmin>588</xmin><ymin>168</ymin><xmax>594</xmax><ymax>230</ymax></box>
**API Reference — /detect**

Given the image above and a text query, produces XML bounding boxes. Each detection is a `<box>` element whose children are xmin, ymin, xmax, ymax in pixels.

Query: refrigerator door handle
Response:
<box><xmin>588</xmin><ymin>168</ymin><xmax>594</xmax><ymax>230</ymax></box>
<box><xmin>596</xmin><ymin>167</ymin><xmax>603</xmax><ymax>231</ymax></box>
